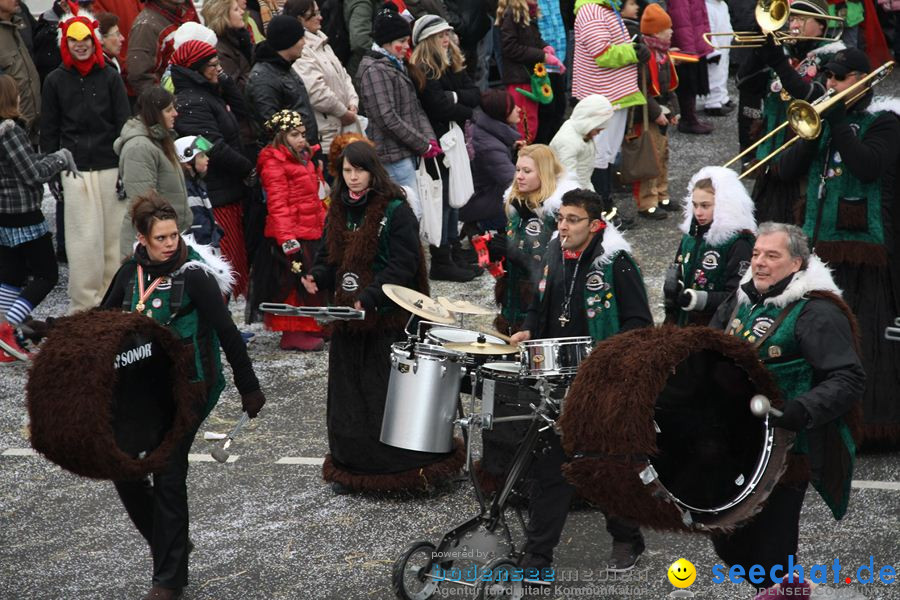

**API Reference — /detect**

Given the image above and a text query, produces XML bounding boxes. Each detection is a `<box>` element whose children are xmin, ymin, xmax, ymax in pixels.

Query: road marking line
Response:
<box><xmin>188</xmin><ymin>453</ymin><xmax>238</xmax><ymax>463</ymax></box>
<box><xmin>1</xmin><ymin>448</ymin><xmax>36</xmax><ymax>456</ymax></box>
<box><xmin>851</xmin><ymin>480</ymin><xmax>900</xmax><ymax>491</ymax></box>
<box><xmin>275</xmin><ymin>457</ymin><xmax>324</xmax><ymax>465</ymax></box>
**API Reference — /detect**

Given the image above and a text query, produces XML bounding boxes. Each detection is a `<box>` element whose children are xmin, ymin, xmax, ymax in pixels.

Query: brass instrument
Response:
<box><xmin>730</xmin><ymin>61</ymin><xmax>894</xmax><ymax>179</ymax></box>
<box><xmin>703</xmin><ymin>0</ymin><xmax>844</xmax><ymax>49</ymax></box>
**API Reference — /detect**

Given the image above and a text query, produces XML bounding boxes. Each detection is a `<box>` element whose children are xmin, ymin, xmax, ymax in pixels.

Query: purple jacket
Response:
<box><xmin>668</xmin><ymin>0</ymin><xmax>714</xmax><ymax>57</ymax></box>
<box><xmin>460</xmin><ymin>108</ymin><xmax>520</xmax><ymax>223</ymax></box>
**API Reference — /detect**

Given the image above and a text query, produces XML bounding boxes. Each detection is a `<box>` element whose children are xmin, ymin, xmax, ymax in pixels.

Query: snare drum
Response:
<box><xmin>380</xmin><ymin>343</ymin><xmax>465</xmax><ymax>453</ymax></box>
<box><xmin>518</xmin><ymin>336</ymin><xmax>593</xmax><ymax>378</ymax></box>
<box><xmin>427</xmin><ymin>327</ymin><xmax>507</xmax><ymax>365</ymax></box>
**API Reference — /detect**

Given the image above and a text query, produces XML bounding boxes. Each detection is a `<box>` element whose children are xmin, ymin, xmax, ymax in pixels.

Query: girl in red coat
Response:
<box><xmin>255</xmin><ymin>109</ymin><xmax>328</xmax><ymax>351</ymax></box>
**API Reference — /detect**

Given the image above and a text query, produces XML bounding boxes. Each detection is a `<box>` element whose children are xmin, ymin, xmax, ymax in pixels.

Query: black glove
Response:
<box><xmin>48</xmin><ymin>176</ymin><xmax>63</xmax><ymax>203</ymax></box>
<box><xmin>243</xmin><ymin>167</ymin><xmax>259</xmax><ymax>188</ymax></box>
<box><xmin>634</xmin><ymin>42</ymin><xmax>651</xmax><ymax>63</ymax></box>
<box><xmin>241</xmin><ymin>389</ymin><xmax>266</xmax><ymax>418</ymax></box>
<box><xmin>662</xmin><ymin>264</ymin><xmax>680</xmax><ymax>308</ymax></box>
<box><xmin>758</xmin><ymin>34</ymin><xmax>786</xmax><ymax>68</ymax></box>
<box><xmin>677</xmin><ymin>289</ymin><xmax>708</xmax><ymax>311</ymax></box>
<box><xmin>677</xmin><ymin>290</ymin><xmax>693</xmax><ymax>308</ymax></box>
<box><xmin>824</xmin><ymin>99</ymin><xmax>848</xmax><ymax>127</ymax></box>
<box><xmin>770</xmin><ymin>400</ymin><xmax>810</xmax><ymax>432</ymax></box>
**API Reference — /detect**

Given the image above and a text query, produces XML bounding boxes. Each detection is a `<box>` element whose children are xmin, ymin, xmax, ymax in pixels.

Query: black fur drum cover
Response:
<box><xmin>26</xmin><ymin>310</ymin><xmax>202</xmax><ymax>480</ymax></box>
<box><xmin>559</xmin><ymin>325</ymin><xmax>794</xmax><ymax>533</ymax></box>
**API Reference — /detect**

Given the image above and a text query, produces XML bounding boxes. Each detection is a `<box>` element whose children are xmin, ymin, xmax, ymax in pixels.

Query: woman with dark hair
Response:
<box><xmin>101</xmin><ymin>191</ymin><xmax>265</xmax><ymax>600</ymax></box>
<box><xmin>302</xmin><ymin>141</ymin><xmax>464</xmax><ymax>494</ymax></box>
<box><xmin>96</xmin><ymin>12</ymin><xmax>126</xmax><ymax>75</ymax></box>
<box><xmin>115</xmin><ymin>86</ymin><xmax>191</xmax><ymax>259</ymax></box>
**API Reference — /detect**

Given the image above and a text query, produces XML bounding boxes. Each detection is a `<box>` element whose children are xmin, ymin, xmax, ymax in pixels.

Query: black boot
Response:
<box><xmin>591</xmin><ymin>167</ymin><xmax>610</xmax><ymax>198</ymax></box>
<box><xmin>430</xmin><ymin>245</ymin><xmax>477</xmax><ymax>282</ymax></box>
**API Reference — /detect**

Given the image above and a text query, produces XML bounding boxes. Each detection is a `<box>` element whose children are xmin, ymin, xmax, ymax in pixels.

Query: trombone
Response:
<box><xmin>728</xmin><ymin>61</ymin><xmax>894</xmax><ymax>179</ymax></box>
<box><xmin>703</xmin><ymin>0</ymin><xmax>844</xmax><ymax>49</ymax></box>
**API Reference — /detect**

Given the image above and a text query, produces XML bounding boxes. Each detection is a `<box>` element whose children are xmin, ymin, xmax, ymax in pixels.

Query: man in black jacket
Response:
<box><xmin>510</xmin><ymin>189</ymin><xmax>653</xmax><ymax>574</ymax></box>
<box><xmin>708</xmin><ymin>222</ymin><xmax>864</xmax><ymax>593</ymax></box>
<box><xmin>246</xmin><ymin>14</ymin><xmax>319</xmax><ymax>146</ymax></box>
<box><xmin>40</xmin><ymin>13</ymin><xmax>130</xmax><ymax>312</ymax></box>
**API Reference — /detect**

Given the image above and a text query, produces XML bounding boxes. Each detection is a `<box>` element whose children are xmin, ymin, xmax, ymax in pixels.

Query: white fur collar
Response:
<box><xmin>176</xmin><ymin>236</ymin><xmax>236</xmax><ymax>297</ymax></box>
<box><xmin>807</xmin><ymin>40</ymin><xmax>845</xmax><ymax>57</ymax></box>
<box><xmin>504</xmin><ymin>171</ymin><xmax>581</xmax><ymax>220</ymax></box>
<box><xmin>0</xmin><ymin>119</ymin><xmax>14</xmax><ymax>135</ymax></box>
<box><xmin>679</xmin><ymin>166</ymin><xmax>757</xmax><ymax>246</ymax></box>
<box><xmin>736</xmin><ymin>255</ymin><xmax>841</xmax><ymax>308</ymax></box>
<box><xmin>866</xmin><ymin>96</ymin><xmax>900</xmax><ymax>118</ymax></box>
<box><xmin>596</xmin><ymin>221</ymin><xmax>632</xmax><ymax>266</ymax></box>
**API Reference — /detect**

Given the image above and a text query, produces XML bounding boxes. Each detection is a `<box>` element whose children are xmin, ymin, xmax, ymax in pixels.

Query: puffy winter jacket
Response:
<box><xmin>668</xmin><ymin>0</ymin><xmax>714</xmax><ymax>57</ymax></box>
<box><xmin>258</xmin><ymin>144</ymin><xmax>326</xmax><ymax>243</ymax></box>
<box><xmin>40</xmin><ymin>63</ymin><xmax>131</xmax><ymax>171</ymax></box>
<box><xmin>171</xmin><ymin>65</ymin><xmax>253</xmax><ymax>207</ymax></box>
<box><xmin>246</xmin><ymin>41</ymin><xmax>319</xmax><ymax>146</ymax></box>
<box><xmin>460</xmin><ymin>108</ymin><xmax>520</xmax><ymax>223</ymax></box>
<box><xmin>549</xmin><ymin>94</ymin><xmax>614</xmax><ymax>191</ymax></box>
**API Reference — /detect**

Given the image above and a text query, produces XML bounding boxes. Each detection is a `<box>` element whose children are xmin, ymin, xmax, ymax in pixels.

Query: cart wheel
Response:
<box><xmin>392</xmin><ymin>540</ymin><xmax>441</xmax><ymax>600</ymax></box>
<box><xmin>475</xmin><ymin>558</ymin><xmax>525</xmax><ymax>600</ymax></box>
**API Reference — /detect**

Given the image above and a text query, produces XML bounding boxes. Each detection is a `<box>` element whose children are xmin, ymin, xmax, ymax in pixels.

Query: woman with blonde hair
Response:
<box><xmin>202</xmin><ymin>0</ymin><xmax>253</xmax><ymax>91</ymax></box>
<box><xmin>495</xmin><ymin>143</ymin><xmax>578</xmax><ymax>333</ymax></box>
<box><xmin>410</xmin><ymin>15</ymin><xmax>481</xmax><ymax>281</ymax></box>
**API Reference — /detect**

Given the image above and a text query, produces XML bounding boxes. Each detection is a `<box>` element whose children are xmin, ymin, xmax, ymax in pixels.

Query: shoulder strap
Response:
<box><xmin>752</xmin><ymin>300</ymin><xmax>802</xmax><ymax>350</ymax></box>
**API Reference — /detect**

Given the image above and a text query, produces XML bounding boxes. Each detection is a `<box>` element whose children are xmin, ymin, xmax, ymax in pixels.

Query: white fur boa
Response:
<box><xmin>866</xmin><ymin>95</ymin><xmax>900</xmax><ymax>118</ymax></box>
<box><xmin>176</xmin><ymin>236</ymin><xmax>236</xmax><ymax>297</ymax></box>
<box><xmin>736</xmin><ymin>255</ymin><xmax>842</xmax><ymax>308</ymax></box>
<box><xmin>504</xmin><ymin>170</ymin><xmax>581</xmax><ymax>220</ymax></box>
<box><xmin>807</xmin><ymin>40</ymin><xmax>845</xmax><ymax>57</ymax></box>
<box><xmin>680</xmin><ymin>166</ymin><xmax>758</xmax><ymax>246</ymax></box>
<box><xmin>596</xmin><ymin>221</ymin><xmax>632</xmax><ymax>267</ymax></box>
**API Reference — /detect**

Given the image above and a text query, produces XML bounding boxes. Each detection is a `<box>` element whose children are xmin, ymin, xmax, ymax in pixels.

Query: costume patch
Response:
<box><xmin>155</xmin><ymin>277</ymin><xmax>172</xmax><ymax>291</ymax></box>
<box><xmin>524</xmin><ymin>218</ymin><xmax>542</xmax><ymax>237</ymax></box>
<box><xmin>701</xmin><ymin>250</ymin><xmax>721</xmax><ymax>270</ymax></box>
<box><xmin>585</xmin><ymin>272</ymin><xmax>604</xmax><ymax>292</ymax></box>
<box><xmin>341</xmin><ymin>272</ymin><xmax>360</xmax><ymax>293</ymax></box>
<box><xmin>751</xmin><ymin>316</ymin><xmax>775</xmax><ymax>338</ymax></box>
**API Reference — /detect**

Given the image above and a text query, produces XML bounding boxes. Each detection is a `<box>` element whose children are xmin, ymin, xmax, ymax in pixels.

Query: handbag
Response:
<box><xmin>439</xmin><ymin>122</ymin><xmax>474</xmax><ymax>209</ymax></box>
<box><xmin>416</xmin><ymin>157</ymin><xmax>443</xmax><ymax>246</ymax></box>
<box><xmin>619</xmin><ymin>69</ymin><xmax>661</xmax><ymax>184</ymax></box>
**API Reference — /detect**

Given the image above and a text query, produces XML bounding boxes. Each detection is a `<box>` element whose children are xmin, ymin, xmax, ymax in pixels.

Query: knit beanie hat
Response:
<box><xmin>172</xmin><ymin>22</ymin><xmax>218</xmax><ymax>51</ymax></box>
<box><xmin>372</xmin><ymin>2</ymin><xmax>411</xmax><ymax>45</ymax></box>
<box><xmin>171</xmin><ymin>40</ymin><xmax>218</xmax><ymax>70</ymax></box>
<box><xmin>412</xmin><ymin>14</ymin><xmax>452</xmax><ymax>46</ymax></box>
<box><xmin>266</xmin><ymin>14</ymin><xmax>306</xmax><ymax>51</ymax></box>
<box><xmin>641</xmin><ymin>3</ymin><xmax>672</xmax><ymax>35</ymax></box>
<box><xmin>481</xmin><ymin>89</ymin><xmax>513</xmax><ymax>122</ymax></box>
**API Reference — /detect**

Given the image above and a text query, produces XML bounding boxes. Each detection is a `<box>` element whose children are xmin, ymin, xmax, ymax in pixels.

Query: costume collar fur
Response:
<box><xmin>736</xmin><ymin>255</ymin><xmax>841</xmax><ymax>308</ymax></box>
<box><xmin>595</xmin><ymin>221</ymin><xmax>631</xmax><ymax>267</ymax></box>
<box><xmin>806</xmin><ymin>40</ymin><xmax>845</xmax><ymax>57</ymax></box>
<box><xmin>680</xmin><ymin>166</ymin><xmax>757</xmax><ymax>246</ymax></box>
<box><xmin>866</xmin><ymin>95</ymin><xmax>900</xmax><ymax>118</ymax></box>
<box><xmin>175</xmin><ymin>236</ymin><xmax>236</xmax><ymax>297</ymax></box>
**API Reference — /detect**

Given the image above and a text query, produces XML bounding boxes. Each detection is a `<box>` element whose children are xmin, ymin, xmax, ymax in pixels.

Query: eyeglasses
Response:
<box><xmin>555</xmin><ymin>215</ymin><xmax>591</xmax><ymax>225</ymax></box>
<box><xmin>304</xmin><ymin>8</ymin><xmax>320</xmax><ymax>17</ymax></box>
<box><xmin>824</xmin><ymin>70</ymin><xmax>853</xmax><ymax>81</ymax></box>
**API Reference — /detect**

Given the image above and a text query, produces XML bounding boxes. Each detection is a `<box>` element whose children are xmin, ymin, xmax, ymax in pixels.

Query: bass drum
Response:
<box><xmin>27</xmin><ymin>310</ymin><xmax>201</xmax><ymax>480</ymax></box>
<box><xmin>559</xmin><ymin>325</ymin><xmax>793</xmax><ymax>533</ymax></box>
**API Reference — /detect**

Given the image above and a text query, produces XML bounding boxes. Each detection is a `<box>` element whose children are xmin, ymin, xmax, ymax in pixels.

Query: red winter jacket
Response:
<box><xmin>258</xmin><ymin>144</ymin><xmax>326</xmax><ymax>243</ymax></box>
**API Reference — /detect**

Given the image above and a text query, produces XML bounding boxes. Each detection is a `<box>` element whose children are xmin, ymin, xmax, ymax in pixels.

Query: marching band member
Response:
<box><xmin>100</xmin><ymin>192</ymin><xmax>265</xmax><ymax>600</ymax></box>
<box><xmin>664</xmin><ymin>166</ymin><xmax>756</xmax><ymax>326</ymax></box>
<box><xmin>510</xmin><ymin>188</ymin><xmax>653</xmax><ymax>573</ymax></box>
<box><xmin>709</xmin><ymin>222</ymin><xmax>864</xmax><ymax>593</ymax></box>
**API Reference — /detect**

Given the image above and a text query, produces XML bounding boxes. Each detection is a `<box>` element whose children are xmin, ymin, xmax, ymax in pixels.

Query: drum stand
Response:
<box><xmin>392</xmin><ymin>375</ymin><xmax>567</xmax><ymax>600</ymax></box>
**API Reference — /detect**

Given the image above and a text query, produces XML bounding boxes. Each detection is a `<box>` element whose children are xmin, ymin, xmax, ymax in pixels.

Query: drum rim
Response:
<box><xmin>392</xmin><ymin>341</ymin><xmax>466</xmax><ymax>360</ymax></box>
<box><xmin>518</xmin><ymin>336</ymin><xmax>593</xmax><ymax>348</ymax></box>
<box><xmin>427</xmin><ymin>327</ymin><xmax>505</xmax><ymax>345</ymax></box>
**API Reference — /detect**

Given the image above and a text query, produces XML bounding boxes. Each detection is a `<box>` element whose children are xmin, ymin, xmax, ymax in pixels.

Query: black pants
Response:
<box><xmin>113</xmin><ymin>424</ymin><xmax>199</xmax><ymax>590</ymax></box>
<box><xmin>524</xmin><ymin>433</ymin><xmax>644</xmax><ymax>562</ymax></box>
<box><xmin>0</xmin><ymin>232</ymin><xmax>59</xmax><ymax>308</ymax></box>
<box><xmin>712</xmin><ymin>481</ymin><xmax>808</xmax><ymax>590</ymax></box>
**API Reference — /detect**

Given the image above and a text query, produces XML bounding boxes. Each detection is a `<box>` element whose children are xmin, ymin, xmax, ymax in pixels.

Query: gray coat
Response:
<box><xmin>356</xmin><ymin>51</ymin><xmax>434</xmax><ymax>164</ymax></box>
<box><xmin>114</xmin><ymin>118</ymin><xmax>191</xmax><ymax>258</ymax></box>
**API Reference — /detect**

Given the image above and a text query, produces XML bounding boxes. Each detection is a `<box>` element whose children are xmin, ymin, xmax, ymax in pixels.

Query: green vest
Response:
<box><xmin>501</xmin><ymin>209</ymin><xmax>557</xmax><ymax>326</ymax></box>
<box><xmin>126</xmin><ymin>249</ymin><xmax>226</xmax><ymax>419</ymax></box>
<box><xmin>730</xmin><ymin>299</ymin><xmax>855</xmax><ymax>519</ymax></box>
<box><xmin>757</xmin><ymin>91</ymin><xmax>790</xmax><ymax>161</ymax></box>
<box><xmin>675</xmin><ymin>231</ymin><xmax>754</xmax><ymax>326</ymax></box>
<box><xmin>802</xmin><ymin>110</ymin><xmax>885</xmax><ymax>251</ymax></box>
<box><xmin>341</xmin><ymin>198</ymin><xmax>404</xmax><ymax>315</ymax></box>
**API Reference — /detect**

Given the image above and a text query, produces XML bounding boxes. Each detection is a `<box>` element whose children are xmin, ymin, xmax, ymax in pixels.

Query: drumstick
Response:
<box><xmin>211</xmin><ymin>412</ymin><xmax>250</xmax><ymax>463</ymax></box>
<box><xmin>480</xmin><ymin>329</ymin><xmax>513</xmax><ymax>343</ymax></box>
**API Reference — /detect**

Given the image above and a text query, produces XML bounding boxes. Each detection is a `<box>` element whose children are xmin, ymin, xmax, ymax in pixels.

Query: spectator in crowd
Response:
<box><xmin>410</xmin><ymin>14</ymin><xmax>481</xmax><ymax>281</ymax></box>
<box><xmin>171</xmin><ymin>40</ymin><xmax>254</xmax><ymax>298</ymax></box>
<box><xmin>0</xmin><ymin>0</ymin><xmax>41</xmax><ymax>136</ymax></box>
<box><xmin>254</xmin><ymin>109</ymin><xmax>328</xmax><ymax>351</ymax></box>
<box><xmin>668</xmin><ymin>0</ymin><xmax>715</xmax><ymax>133</ymax></box>
<box><xmin>549</xmin><ymin>93</ymin><xmax>613</xmax><ymax>192</ymax></box>
<box><xmin>344</xmin><ymin>0</ymin><xmax>380</xmax><ymax>85</ymax></box>
<box><xmin>174</xmin><ymin>135</ymin><xmax>224</xmax><ymax>248</ymax></box>
<box><xmin>203</xmin><ymin>0</ymin><xmax>254</xmax><ymax>90</ymax></box>
<box><xmin>41</xmin><ymin>13</ymin><xmax>131</xmax><ymax>312</ymax></box>
<box><xmin>96</xmin><ymin>11</ymin><xmax>126</xmax><ymax>74</ymax></box>
<box><xmin>16</xmin><ymin>0</ymin><xmax>37</xmax><ymax>57</ymax></box>
<box><xmin>127</xmin><ymin>0</ymin><xmax>200</xmax><ymax>96</ymax></box>
<box><xmin>258</xmin><ymin>0</ymin><xmax>285</xmax><ymax>27</ymax></box>
<box><xmin>247</xmin><ymin>14</ymin><xmax>319</xmax><ymax>146</ymax></box>
<box><xmin>0</xmin><ymin>74</ymin><xmax>74</xmax><ymax>362</ymax></box>
<box><xmin>460</xmin><ymin>88</ymin><xmax>522</xmax><ymax>233</ymax></box>
<box><xmin>699</xmin><ymin>0</ymin><xmax>734</xmax><ymax>116</ymax></box>
<box><xmin>356</xmin><ymin>3</ymin><xmax>437</xmax><ymax>196</ymax></box>
<box><xmin>288</xmin><ymin>0</ymin><xmax>360</xmax><ymax>157</ymax></box>
<box><xmin>160</xmin><ymin>21</ymin><xmax>219</xmax><ymax>92</ymax></box>
<box><xmin>33</xmin><ymin>0</ymin><xmax>95</xmax><ymax>83</ymax></box>
<box><xmin>534</xmin><ymin>0</ymin><xmax>567</xmax><ymax>142</ymax></box>
<box><xmin>116</xmin><ymin>86</ymin><xmax>191</xmax><ymax>258</ymax></box>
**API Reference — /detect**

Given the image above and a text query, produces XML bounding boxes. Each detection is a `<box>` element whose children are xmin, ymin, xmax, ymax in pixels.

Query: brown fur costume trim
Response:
<box><xmin>558</xmin><ymin>325</ymin><xmax>792</xmax><ymax>533</ymax></box>
<box><xmin>325</xmin><ymin>192</ymin><xmax>429</xmax><ymax>333</ymax></box>
<box><xmin>26</xmin><ymin>310</ymin><xmax>201</xmax><ymax>481</ymax></box>
<box><xmin>814</xmin><ymin>241</ymin><xmax>887</xmax><ymax>267</ymax></box>
<box><xmin>322</xmin><ymin>438</ymin><xmax>465</xmax><ymax>492</ymax></box>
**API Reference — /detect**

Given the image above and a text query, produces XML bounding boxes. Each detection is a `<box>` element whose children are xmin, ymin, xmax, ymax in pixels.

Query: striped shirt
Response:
<box><xmin>572</xmin><ymin>2</ymin><xmax>640</xmax><ymax>102</ymax></box>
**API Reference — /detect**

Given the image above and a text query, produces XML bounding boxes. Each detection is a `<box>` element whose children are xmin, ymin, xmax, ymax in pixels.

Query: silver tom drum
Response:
<box><xmin>518</xmin><ymin>336</ymin><xmax>593</xmax><ymax>378</ymax></box>
<box><xmin>380</xmin><ymin>342</ymin><xmax>465</xmax><ymax>453</ymax></box>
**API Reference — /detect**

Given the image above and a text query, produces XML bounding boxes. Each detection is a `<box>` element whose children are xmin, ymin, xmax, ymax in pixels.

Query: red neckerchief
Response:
<box><xmin>563</xmin><ymin>249</ymin><xmax>582</xmax><ymax>260</ymax></box>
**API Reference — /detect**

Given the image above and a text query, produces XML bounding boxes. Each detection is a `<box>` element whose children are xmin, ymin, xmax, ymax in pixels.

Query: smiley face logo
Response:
<box><xmin>668</xmin><ymin>559</ymin><xmax>696</xmax><ymax>588</ymax></box>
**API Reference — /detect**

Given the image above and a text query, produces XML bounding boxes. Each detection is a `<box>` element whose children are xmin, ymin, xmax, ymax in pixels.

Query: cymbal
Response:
<box><xmin>437</xmin><ymin>296</ymin><xmax>495</xmax><ymax>316</ymax></box>
<box><xmin>444</xmin><ymin>340</ymin><xmax>520</xmax><ymax>355</ymax></box>
<box><xmin>382</xmin><ymin>284</ymin><xmax>455</xmax><ymax>324</ymax></box>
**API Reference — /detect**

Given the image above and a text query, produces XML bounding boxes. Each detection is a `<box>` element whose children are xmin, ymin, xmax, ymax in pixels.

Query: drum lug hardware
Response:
<box><xmin>639</xmin><ymin>464</ymin><xmax>659</xmax><ymax>485</ymax></box>
<box><xmin>681</xmin><ymin>511</ymin><xmax>694</xmax><ymax>527</ymax></box>
<box><xmin>653</xmin><ymin>420</ymin><xmax>661</xmax><ymax>433</ymax></box>
<box><xmin>735</xmin><ymin>474</ymin><xmax>745</xmax><ymax>486</ymax></box>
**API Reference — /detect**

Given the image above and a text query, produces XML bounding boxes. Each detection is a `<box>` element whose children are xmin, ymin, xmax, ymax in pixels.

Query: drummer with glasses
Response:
<box><xmin>509</xmin><ymin>189</ymin><xmax>653</xmax><ymax>574</ymax></box>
